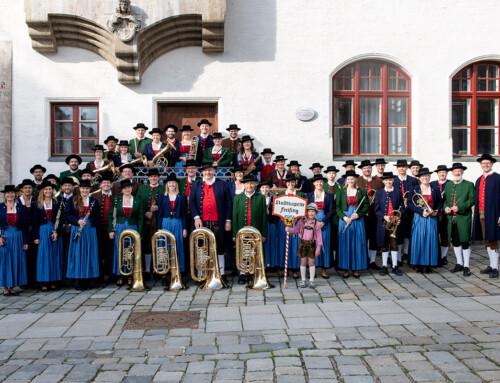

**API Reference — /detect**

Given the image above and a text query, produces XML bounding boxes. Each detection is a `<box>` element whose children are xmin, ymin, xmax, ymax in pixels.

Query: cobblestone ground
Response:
<box><xmin>0</xmin><ymin>244</ymin><xmax>499</xmax><ymax>383</ymax></box>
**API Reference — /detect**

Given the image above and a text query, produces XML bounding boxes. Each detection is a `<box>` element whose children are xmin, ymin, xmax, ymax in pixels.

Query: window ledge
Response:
<box><xmin>453</xmin><ymin>155</ymin><xmax>499</xmax><ymax>162</ymax></box>
<box><xmin>332</xmin><ymin>156</ymin><xmax>413</xmax><ymax>162</ymax></box>
<box><xmin>48</xmin><ymin>156</ymin><xmax>94</xmax><ymax>163</ymax></box>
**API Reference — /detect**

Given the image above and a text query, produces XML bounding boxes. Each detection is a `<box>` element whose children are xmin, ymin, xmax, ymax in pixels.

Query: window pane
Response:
<box><xmin>55</xmin><ymin>122</ymin><xmax>73</xmax><ymax>137</ymax></box>
<box><xmin>478</xmin><ymin>65</ymin><xmax>487</xmax><ymax>78</ymax></box>
<box><xmin>461</xmin><ymin>79</ymin><xmax>470</xmax><ymax>91</ymax></box>
<box><xmin>371</xmin><ymin>64</ymin><xmax>381</xmax><ymax>77</ymax></box>
<box><xmin>80</xmin><ymin>107</ymin><xmax>97</xmax><ymax>121</ymax></box>
<box><xmin>398</xmin><ymin>78</ymin><xmax>407</xmax><ymax>91</ymax></box>
<box><xmin>388</xmin><ymin>78</ymin><xmax>397</xmax><ymax>91</ymax></box>
<box><xmin>80</xmin><ymin>123</ymin><xmax>98</xmax><ymax>137</ymax></box>
<box><xmin>334</xmin><ymin>78</ymin><xmax>343</xmax><ymax>90</ymax></box>
<box><xmin>452</xmin><ymin>99</ymin><xmax>470</xmax><ymax>126</ymax></box>
<box><xmin>477</xmin><ymin>128</ymin><xmax>498</xmax><ymax>154</ymax></box>
<box><xmin>388</xmin><ymin>127</ymin><xmax>407</xmax><ymax>154</ymax></box>
<box><xmin>371</xmin><ymin>78</ymin><xmax>381</xmax><ymax>90</ymax></box>
<box><xmin>334</xmin><ymin>98</ymin><xmax>352</xmax><ymax>125</ymax></box>
<box><xmin>360</xmin><ymin>78</ymin><xmax>369</xmax><ymax>90</ymax></box>
<box><xmin>461</xmin><ymin>69</ymin><xmax>469</xmax><ymax>78</ymax></box>
<box><xmin>80</xmin><ymin>139</ymin><xmax>97</xmax><ymax>154</ymax></box>
<box><xmin>452</xmin><ymin>79</ymin><xmax>459</xmax><ymax>92</ymax></box>
<box><xmin>360</xmin><ymin>98</ymin><xmax>381</xmax><ymax>125</ymax></box>
<box><xmin>54</xmin><ymin>139</ymin><xmax>73</xmax><ymax>154</ymax></box>
<box><xmin>488</xmin><ymin>79</ymin><xmax>498</xmax><ymax>91</ymax></box>
<box><xmin>488</xmin><ymin>65</ymin><xmax>498</xmax><ymax>78</ymax></box>
<box><xmin>388</xmin><ymin>68</ymin><xmax>396</xmax><ymax>77</ymax></box>
<box><xmin>343</xmin><ymin>78</ymin><xmax>352</xmax><ymax>90</ymax></box>
<box><xmin>360</xmin><ymin>127</ymin><xmax>380</xmax><ymax>154</ymax></box>
<box><xmin>334</xmin><ymin>127</ymin><xmax>352</xmax><ymax>154</ymax></box>
<box><xmin>54</xmin><ymin>106</ymin><xmax>73</xmax><ymax>121</ymax></box>
<box><xmin>360</xmin><ymin>63</ymin><xmax>370</xmax><ymax>77</ymax></box>
<box><xmin>452</xmin><ymin>128</ymin><xmax>469</xmax><ymax>155</ymax></box>
<box><xmin>477</xmin><ymin>99</ymin><xmax>498</xmax><ymax>126</ymax></box>
<box><xmin>478</xmin><ymin>80</ymin><xmax>487</xmax><ymax>91</ymax></box>
<box><xmin>388</xmin><ymin>98</ymin><xmax>407</xmax><ymax>126</ymax></box>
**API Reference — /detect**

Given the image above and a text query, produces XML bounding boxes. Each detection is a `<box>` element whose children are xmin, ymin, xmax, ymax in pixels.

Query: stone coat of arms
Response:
<box><xmin>107</xmin><ymin>0</ymin><xmax>142</xmax><ymax>42</ymax></box>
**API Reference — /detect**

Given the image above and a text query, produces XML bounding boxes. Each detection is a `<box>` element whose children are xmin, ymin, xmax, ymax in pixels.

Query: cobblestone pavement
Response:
<box><xmin>0</xmin><ymin>244</ymin><xmax>499</xmax><ymax>382</ymax></box>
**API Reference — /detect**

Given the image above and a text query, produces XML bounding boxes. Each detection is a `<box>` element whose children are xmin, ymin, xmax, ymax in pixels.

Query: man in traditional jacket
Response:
<box><xmin>196</xmin><ymin>119</ymin><xmax>214</xmax><ymax>155</ymax></box>
<box><xmin>189</xmin><ymin>161</ymin><xmax>233</xmax><ymax>284</ymax></box>
<box><xmin>129</xmin><ymin>123</ymin><xmax>153</xmax><ymax>157</ymax></box>
<box><xmin>59</xmin><ymin>155</ymin><xmax>83</xmax><ymax>183</ymax></box>
<box><xmin>443</xmin><ymin>163</ymin><xmax>475</xmax><ymax>276</ymax></box>
<box><xmin>111</xmin><ymin>165</ymin><xmax>140</xmax><ymax>196</ymax></box>
<box><xmin>232</xmin><ymin>174</ymin><xmax>268</xmax><ymax>285</ymax></box>
<box><xmin>221</xmin><ymin>124</ymin><xmax>241</xmax><ymax>160</ymax></box>
<box><xmin>472</xmin><ymin>154</ymin><xmax>500</xmax><ymax>278</ymax></box>
<box><xmin>431</xmin><ymin>164</ymin><xmax>451</xmax><ymax>265</ymax></box>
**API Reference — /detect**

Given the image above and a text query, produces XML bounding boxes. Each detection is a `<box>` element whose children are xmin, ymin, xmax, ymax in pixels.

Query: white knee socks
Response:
<box><xmin>309</xmin><ymin>266</ymin><xmax>315</xmax><ymax>282</ymax></box>
<box><xmin>300</xmin><ymin>266</ymin><xmax>307</xmax><ymax>281</ymax></box>
<box><xmin>453</xmin><ymin>246</ymin><xmax>463</xmax><ymax>266</ymax></box>
<box><xmin>382</xmin><ymin>252</ymin><xmax>389</xmax><ymax>267</ymax></box>
<box><xmin>440</xmin><ymin>246</ymin><xmax>449</xmax><ymax>259</ymax></box>
<box><xmin>488</xmin><ymin>247</ymin><xmax>499</xmax><ymax>269</ymax></box>
<box><xmin>463</xmin><ymin>248</ymin><xmax>471</xmax><ymax>268</ymax></box>
<box><xmin>218</xmin><ymin>255</ymin><xmax>225</xmax><ymax>275</ymax></box>
<box><xmin>391</xmin><ymin>251</ymin><xmax>399</xmax><ymax>268</ymax></box>
<box><xmin>369</xmin><ymin>250</ymin><xmax>377</xmax><ymax>263</ymax></box>
<box><xmin>403</xmin><ymin>238</ymin><xmax>410</xmax><ymax>254</ymax></box>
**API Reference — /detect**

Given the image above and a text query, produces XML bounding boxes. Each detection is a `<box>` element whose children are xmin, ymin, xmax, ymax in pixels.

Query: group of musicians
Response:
<box><xmin>1</xmin><ymin>119</ymin><xmax>499</xmax><ymax>295</ymax></box>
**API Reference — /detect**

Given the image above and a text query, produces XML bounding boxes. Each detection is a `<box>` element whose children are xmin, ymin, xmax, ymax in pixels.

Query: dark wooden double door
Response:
<box><xmin>158</xmin><ymin>103</ymin><xmax>218</xmax><ymax>139</ymax></box>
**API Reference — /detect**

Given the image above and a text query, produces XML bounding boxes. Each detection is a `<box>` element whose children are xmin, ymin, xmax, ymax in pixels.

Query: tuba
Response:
<box><xmin>118</xmin><ymin>229</ymin><xmax>146</xmax><ymax>291</ymax></box>
<box><xmin>93</xmin><ymin>162</ymin><xmax>117</xmax><ymax>185</ymax></box>
<box><xmin>189</xmin><ymin>136</ymin><xmax>199</xmax><ymax>160</ymax></box>
<box><xmin>386</xmin><ymin>209</ymin><xmax>402</xmax><ymax>238</ymax></box>
<box><xmin>235</xmin><ymin>226</ymin><xmax>271</xmax><ymax>290</ymax></box>
<box><xmin>189</xmin><ymin>228</ymin><xmax>226</xmax><ymax>290</ymax></box>
<box><xmin>152</xmin><ymin>142</ymin><xmax>176</xmax><ymax>167</ymax></box>
<box><xmin>120</xmin><ymin>155</ymin><xmax>148</xmax><ymax>171</ymax></box>
<box><xmin>152</xmin><ymin>230</ymin><xmax>184</xmax><ymax>290</ymax></box>
<box><xmin>412</xmin><ymin>192</ymin><xmax>435</xmax><ymax>215</ymax></box>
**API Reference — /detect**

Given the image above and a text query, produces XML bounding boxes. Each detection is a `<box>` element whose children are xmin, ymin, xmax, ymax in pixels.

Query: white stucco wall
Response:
<box><xmin>1</xmin><ymin>0</ymin><xmax>500</xmax><ymax>182</ymax></box>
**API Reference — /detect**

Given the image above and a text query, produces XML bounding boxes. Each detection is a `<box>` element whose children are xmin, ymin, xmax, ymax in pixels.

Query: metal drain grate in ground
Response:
<box><xmin>123</xmin><ymin>311</ymin><xmax>200</xmax><ymax>330</ymax></box>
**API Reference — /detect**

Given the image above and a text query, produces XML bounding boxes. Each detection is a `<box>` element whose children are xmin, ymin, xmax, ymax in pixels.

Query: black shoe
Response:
<box><xmin>393</xmin><ymin>266</ymin><xmax>403</xmax><ymax>276</ymax></box>
<box><xmin>490</xmin><ymin>269</ymin><xmax>499</xmax><ymax>279</ymax></box>
<box><xmin>369</xmin><ymin>262</ymin><xmax>381</xmax><ymax>271</ymax></box>
<box><xmin>451</xmin><ymin>264</ymin><xmax>464</xmax><ymax>273</ymax></box>
<box><xmin>480</xmin><ymin>266</ymin><xmax>493</xmax><ymax>274</ymax></box>
<box><xmin>238</xmin><ymin>275</ymin><xmax>247</xmax><ymax>285</ymax></box>
<box><xmin>221</xmin><ymin>275</ymin><xmax>230</xmax><ymax>286</ymax></box>
<box><xmin>398</xmin><ymin>261</ymin><xmax>403</xmax><ymax>268</ymax></box>
<box><xmin>417</xmin><ymin>267</ymin><xmax>423</xmax><ymax>273</ymax></box>
<box><xmin>441</xmin><ymin>257</ymin><xmax>448</xmax><ymax>265</ymax></box>
<box><xmin>463</xmin><ymin>267</ymin><xmax>471</xmax><ymax>277</ymax></box>
<box><xmin>379</xmin><ymin>266</ymin><xmax>388</xmax><ymax>276</ymax></box>
<box><xmin>402</xmin><ymin>253</ymin><xmax>408</xmax><ymax>261</ymax></box>
<box><xmin>425</xmin><ymin>266</ymin><xmax>432</xmax><ymax>273</ymax></box>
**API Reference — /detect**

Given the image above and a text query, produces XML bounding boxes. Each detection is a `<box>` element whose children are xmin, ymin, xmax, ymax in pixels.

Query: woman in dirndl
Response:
<box><xmin>108</xmin><ymin>179</ymin><xmax>143</xmax><ymax>286</ymax></box>
<box><xmin>277</xmin><ymin>174</ymin><xmax>305</xmax><ymax>278</ymax></box>
<box><xmin>157</xmin><ymin>174</ymin><xmax>188</xmax><ymax>277</ymax></box>
<box><xmin>337</xmin><ymin>171</ymin><xmax>369</xmax><ymax>278</ymax></box>
<box><xmin>64</xmin><ymin>180</ymin><xmax>100</xmax><ymax>289</ymax></box>
<box><xmin>306</xmin><ymin>174</ymin><xmax>334</xmax><ymax>278</ymax></box>
<box><xmin>18</xmin><ymin>179</ymin><xmax>38</xmax><ymax>288</ymax></box>
<box><xmin>34</xmin><ymin>181</ymin><xmax>64</xmax><ymax>291</ymax></box>
<box><xmin>258</xmin><ymin>181</ymin><xmax>278</xmax><ymax>268</ymax></box>
<box><xmin>174</xmin><ymin>125</ymin><xmax>201</xmax><ymax>171</ymax></box>
<box><xmin>0</xmin><ymin>185</ymin><xmax>29</xmax><ymax>296</ymax></box>
<box><xmin>407</xmin><ymin>167</ymin><xmax>442</xmax><ymax>273</ymax></box>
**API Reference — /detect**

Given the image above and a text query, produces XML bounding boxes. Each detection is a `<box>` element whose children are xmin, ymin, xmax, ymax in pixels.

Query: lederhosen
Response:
<box><xmin>298</xmin><ymin>219</ymin><xmax>318</xmax><ymax>259</ymax></box>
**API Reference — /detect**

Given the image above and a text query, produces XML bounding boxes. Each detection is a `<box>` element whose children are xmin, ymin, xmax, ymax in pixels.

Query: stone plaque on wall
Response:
<box><xmin>0</xmin><ymin>41</ymin><xmax>12</xmax><ymax>185</ymax></box>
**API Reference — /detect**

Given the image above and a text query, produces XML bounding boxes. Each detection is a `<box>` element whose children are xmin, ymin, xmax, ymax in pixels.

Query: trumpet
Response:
<box><xmin>120</xmin><ymin>155</ymin><xmax>148</xmax><ymax>171</ymax></box>
<box><xmin>412</xmin><ymin>192</ymin><xmax>435</xmax><ymax>215</ymax></box>
<box><xmin>152</xmin><ymin>230</ymin><xmax>184</xmax><ymax>290</ymax></box>
<box><xmin>189</xmin><ymin>137</ymin><xmax>199</xmax><ymax>160</ymax></box>
<box><xmin>235</xmin><ymin>226</ymin><xmax>271</xmax><ymax>290</ymax></box>
<box><xmin>118</xmin><ymin>229</ymin><xmax>146</xmax><ymax>291</ymax></box>
<box><xmin>189</xmin><ymin>228</ymin><xmax>226</xmax><ymax>290</ymax></box>
<box><xmin>386</xmin><ymin>209</ymin><xmax>402</xmax><ymax>238</ymax></box>
<box><xmin>151</xmin><ymin>142</ymin><xmax>176</xmax><ymax>167</ymax></box>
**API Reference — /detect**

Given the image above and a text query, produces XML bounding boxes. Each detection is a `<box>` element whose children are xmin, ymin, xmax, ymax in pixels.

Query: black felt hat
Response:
<box><xmin>19</xmin><ymin>179</ymin><xmax>35</xmax><ymax>188</ymax></box>
<box><xmin>104</xmin><ymin>135</ymin><xmax>119</xmax><ymax>144</ymax></box>
<box><xmin>309</xmin><ymin>163</ymin><xmax>324</xmax><ymax>170</ymax></box>
<box><xmin>120</xmin><ymin>179</ymin><xmax>133</xmax><ymax>189</ymax></box>
<box><xmin>287</xmin><ymin>160</ymin><xmax>302</xmax><ymax>167</ymax></box>
<box><xmin>226</xmin><ymin>124</ymin><xmax>241</xmax><ymax>131</ymax></box>
<box><xmin>241</xmin><ymin>175</ymin><xmax>257</xmax><ymax>183</ymax></box>
<box><xmin>1</xmin><ymin>185</ymin><xmax>17</xmax><ymax>193</ymax></box>
<box><xmin>449</xmin><ymin>162</ymin><xmax>467</xmax><ymax>171</ymax></box>
<box><xmin>434</xmin><ymin>165</ymin><xmax>449</xmax><ymax>173</ymax></box>
<box><xmin>119</xmin><ymin>164</ymin><xmax>136</xmax><ymax>174</ymax></box>
<box><xmin>232</xmin><ymin>165</ymin><xmax>245</xmax><ymax>173</ymax></box>
<box><xmin>285</xmin><ymin>174</ymin><xmax>297</xmax><ymax>182</ymax></box>
<box><xmin>240</xmin><ymin>135</ymin><xmax>254</xmax><ymax>143</ymax></box>
<box><xmin>164</xmin><ymin>173</ymin><xmax>180</xmax><ymax>184</ymax></box>
<box><xmin>261</xmin><ymin>148</ymin><xmax>275</xmax><ymax>155</ymax></box>
<box><xmin>409</xmin><ymin>160</ymin><xmax>423</xmax><ymax>168</ymax></box>
<box><xmin>118</xmin><ymin>140</ymin><xmax>130</xmax><ymax>147</ymax></box>
<box><xmin>342</xmin><ymin>160</ymin><xmax>357</xmax><ymax>168</ymax></box>
<box><xmin>93</xmin><ymin>144</ymin><xmax>105</xmax><ymax>152</ymax></box>
<box><xmin>417</xmin><ymin>167</ymin><xmax>432</xmax><ymax>177</ymax></box>
<box><xmin>275</xmin><ymin>155</ymin><xmax>287</xmax><ymax>162</ymax></box>
<box><xmin>163</xmin><ymin>124</ymin><xmax>178</xmax><ymax>132</ymax></box>
<box><xmin>80</xmin><ymin>169</ymin><xmax>95</xmax><ymax>177</ymax></box>
<box><xmin>342</xmin><ymin>170</ymin><xmax>359</xmax><ymax>178</ymax></box>
<box><xmin>212</xmin><ymin>132</ymin><xmax>224</xmax><ymax>139</ymax></box>
<box><xmin>185</xmin><ymin>159</ymin><xmax>198</xmax><ymax>168</ymax></box>
<box><xmin>200</xmin><ymin>161</ymin><xmax>216</xmax><ymax>171</ymax></box>
<box><xmin>79</xmin><ymin>180</ymin><xmax>92</xmax><ymax>188</ymax></box>
<box><xmin>38</xmin><ymin>180</ymin><xmax>55</xmax><ymax>190</ymax></box>
<box><xmin>358</xmin><ymin>159</ymin><xmax>374</xmax><ymax>169</ymax></box>
<box><xmin>197</xmin><ymin>119</ymin><xmax>212</xmax><ymax>127</ymax></box>
<box><xmin>60</xmin><ymin>177</ymin><xmax>76</xmax><ymax>186</ymax></box>
<box><xmin>381</xmin><ymin>172</ymin><xmax>396</xmax><ymax>180</ymax></box>
<box><xmin>324</xmin><ymin>165</ymin><xmax>339</xmax><ymax>173</ymax></box>
<box><xmin>44</xmin><ymin>174</ymin><xmax>60</xmax><ymax>184</ymax></box>
<box><xmin>149</xmin><ymin>128</ymin><xmax>163</xmax><ymax>136</ymax></box>
<box><xmin>65</xmin><ymin>154</ymin><xmax>82</xmax><ymax>165</ymax></box>
<box><xmin>133</xmin><ymin>123</ymin><xmax>149</xmax><ymax>130</ymax></box>
<box><xmin>395</xmin><ymin>159</ymin><xmax>409</xmax><ymax>167</ymax></box>
<box><xmin>311</xmin><ymin>174</ymin><xmax>327</xmax><ymax>182</ymax></box>
<box><xmin>147</xmin><ymin>168</ymin><xmax>160</xmax><ymax>177</ymax></box>
<box><xmin>374</xmin><ymin>158</ymin><xmax>388</xmax><ymax>165</ymax></box>
<box><xmin>30</xmin><ymin>164</ymin><xmax>46</xmax><ymax>174</ymax></box>
<box><xmin>477</xmin><ymin>153</ymin><xmax>497</xmax><ymax>163</ymax></box>
<box><xmin>180</xmin><ymin>125</ymin><xmax>194</xmax><ymax>132</ymax></box>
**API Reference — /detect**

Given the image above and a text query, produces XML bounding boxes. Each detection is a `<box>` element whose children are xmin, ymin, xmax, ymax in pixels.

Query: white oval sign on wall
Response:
<box><xmin>296</xmin><ymin>107</ymin><xmax>315</xmax><ymax>121</ymax></box>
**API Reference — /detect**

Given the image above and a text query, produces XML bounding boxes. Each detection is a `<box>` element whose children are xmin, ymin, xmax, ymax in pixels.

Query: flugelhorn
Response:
<box><xmin>118</xmin><ymin>229</ymin><xmax>146</xmax><ymax>291</ymax></box>
<box><xmin>189</xmin><ymin>228</ymin><xmax>226</xmax><ymax>290</ymax></box>
<box><xmin>152</xmin><ymin>230</ymin><xmax>184</xmax><ymax>290</ymax></box>
<box><xmin>386</xmin><ymin>209</ymin><xmax>402</xmax><ymax>238</ymax></box>
<box><xmin>120</xmin><ymin>155</ymin><xmax>148</xmax><ymax>171</ymax></box>
<box><xmin>412</xmin><ymin>192</ymin><xmax>435</xmax><ymax>215</ymax></box>
<box><xmin>235</xmin><ymin>226</ymin><xmax>271</xmax><ymax>290</ymax></box>
<box><xmin>151</xmin><ymin>142</ymin><xmax>176</xmax><ymax>167</ymax></box>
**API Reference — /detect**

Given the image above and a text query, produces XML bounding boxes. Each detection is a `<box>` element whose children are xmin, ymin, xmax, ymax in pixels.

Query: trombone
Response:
<box><xmin>235</xmin><ymin>226</ymin><xmax>271</xmax><ymax>290</ymax></box>
<box><xmin>118</xmin><ymin>229</ymin><xmax>146</xmax><ymax>291</ymax></box>
<box><xmin>151</xmin><ymin>230</ymin><xmax>185</xmax><ymax>290</ymax></box>
<box><xmin>189</xmin><ymin>228</ymin><xmax>226</xmax><ymax>290</ymax></box>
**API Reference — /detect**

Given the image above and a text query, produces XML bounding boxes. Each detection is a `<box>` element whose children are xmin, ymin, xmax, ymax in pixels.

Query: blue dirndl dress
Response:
<box><xmin>161</xmin><ymin>217</ymin><xmax>185</xmax><ymax>272</ymax></box>
<box><xmin>338</xmin><ymin>203</ymin><xmax>368</xmax><ymax>271</ymax></box>
<box><xmin>264</xmin><ymin>221</ymin><xmax>278</xmax><ymax>267</ymax></box>
<box><xmin>0</xmin><ymin>226</ymin><xmax>27</xmax><ymax>288</ymax></box>
<box><xmin>410</xmin><ymin>214</ymin><xmax>439</xmax><ymax>267</ymax></box>
<box><xmin>37</xmin><ymin>221</ymin><xmax>63</xmax><ymax>282</ymax></box>
<box><xmin>67</xmin><ymin>223</ymin><xmax>99</xmax><ymax>279</ymax></box>
<box><xmin>314</xmin><ymin>204</ymin><xmax>331</xmax><ymax>268</ymax></box>
<box><xmin>112</xmin><ymin>219</ymin><xmax>138</xmax><ymax>276</ymax></box>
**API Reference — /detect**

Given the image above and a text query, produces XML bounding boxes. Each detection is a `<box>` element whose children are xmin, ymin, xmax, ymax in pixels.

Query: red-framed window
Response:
<box><xmin>332</xmin><ymin>60</ymin><xmax>411</xmax><ymax>156</ymax></box>
<box><xmin>51</xmin><ymin>103</ymin><xmax>99</xmax><ymax>157</ymax></box>
<box><xmin>452</xmin><ymin>62</ymin><xmax>500</xmax><ymax>156</ymax></box>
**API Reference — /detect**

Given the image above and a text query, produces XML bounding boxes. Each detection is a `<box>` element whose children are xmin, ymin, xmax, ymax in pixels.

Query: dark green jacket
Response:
<box><xmin>107</xmin><ymin>195</ymin><xmax>143</xmax><ymax>235</ymax></box>
<box><xmin>232</xmin><ymin>192</ymin><xmax>268</xmax><ymax>238</ymax></box>
<box><xmin>336</xmin><ymin>188</ymin><xmax>369</xmax><ymax>220</ymax></box>
<box><xmin>442</xmin><ymin>180</ymin><xmax>475</xmax><ymax>242</ymax></box>
<box><xmin>323</xmin><ymin>182</ymin><xmax>342</xmax><ymax>225</ymax></box>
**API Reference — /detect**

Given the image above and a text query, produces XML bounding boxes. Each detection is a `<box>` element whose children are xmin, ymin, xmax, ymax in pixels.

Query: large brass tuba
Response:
<box><xmin>189</xmin><ymin>228</ymin><xmax>226</xmax><ymax>290</ymax></box>
<box><xmin>412</xmin><ymin>192</ymin><xmax>435</xmax><ymax>215</ymax></box>
<box><xmin>151</xmin><ymin>142</ymin><xmax>176</xmax><ymax>167</ymax></box>
<box><xmin>93</xmin><ymin>161</ymin><xmax>117</xmax><ymax>185</ymax></box>
<box><xmin>152</xmin><ymin>230</ymin><xmax>184</xmax><ymax>290</ymax></box>
<box><xmin>118</xmin><ymin>229</ymin><xmax>146</xmax><ymax>291</ymax></box>
<box><xmin>235</xmin><ymin>226</ymin><xmax>271</xmax><ymax>290</ymax></box>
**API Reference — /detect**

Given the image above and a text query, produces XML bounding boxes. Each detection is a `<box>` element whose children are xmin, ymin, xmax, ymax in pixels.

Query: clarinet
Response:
<box><xmin>73</xmin><ymin>201</ymin><xmax>95</xmax><ymax>241</ymax></box>
<box><xmin>52</xmin><ymin>198</ymin><xmax>66</xmax><ymax>237</ymax></box>
<box><xmin>112</xmin><ymin>199</ymin><xmax>118</xmax><ymax>233</ymax></box>
<box><xmin>342</xmin><ymin>195</ymin><xmax>366</xmax><ymax>235</ymax></box>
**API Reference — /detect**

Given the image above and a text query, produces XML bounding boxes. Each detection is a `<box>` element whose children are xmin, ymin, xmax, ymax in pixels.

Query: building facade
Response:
<box><xmin>1</xmin><ymin>0</ymin><xmax>499</xmax><ymax>184</ymax></box>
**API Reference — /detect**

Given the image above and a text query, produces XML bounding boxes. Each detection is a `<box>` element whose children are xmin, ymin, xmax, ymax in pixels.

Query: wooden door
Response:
<box><xmin>158</xmin><ymin>103</ymin><xmax>218</xmax><ymax>140</ymax></box>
